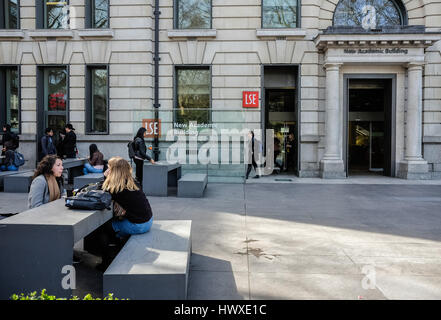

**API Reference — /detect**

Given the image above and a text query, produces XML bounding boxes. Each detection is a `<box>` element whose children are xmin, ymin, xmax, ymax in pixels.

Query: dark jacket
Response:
<box><xmin>134</xmin><ymin>137</ymin><xmax>151</xmax><ymax>161</ymax></box>
<box><xmin>41</xmin><ymin>135</ymin><xmax>57</xmax><ymax>158</ymax></box>
<box><xmin>110</xmin><ymin>186</ymin><xmax>153</xmax><ymax>224</ymax></box>
<box><xmin>63</xmin><ymin>131</ymin><xmax>77</xmax><ymax>158</ymax></box>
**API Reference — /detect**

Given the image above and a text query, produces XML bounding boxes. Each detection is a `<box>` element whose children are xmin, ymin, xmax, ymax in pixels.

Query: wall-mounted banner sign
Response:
<box><xmin>243</xmin><ymin>91</ymin><xmax>259</xmax><ymax>108</ymax></box>
<box><xmin>142</xmin><ymin>119</ymin><xmax>161</xmax><ymax>138</ymax></box>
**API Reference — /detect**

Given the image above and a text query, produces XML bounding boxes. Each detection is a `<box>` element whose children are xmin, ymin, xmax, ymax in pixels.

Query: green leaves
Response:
<box><xmin>10</xmin><ymin>290</ymin><xmax>124</xmax><ymax>300</ymax></box>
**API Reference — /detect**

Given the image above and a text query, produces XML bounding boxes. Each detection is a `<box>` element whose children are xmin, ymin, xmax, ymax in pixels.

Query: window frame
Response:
<box><xmin>332</xmin><ymin>0</ymin><xmax>408</xmax><ymax>27</ymax></box>
<box><xmin>36</xmin><ymin>0</ymin><xmax>70</xmax><ymax>29</ymax></box>
<box><xmin>261</xmin><ymin>0</ymin><xmax>301</xmax><ymax>29</ymax></box>
<box><xmin>85</xmin><ymin>64</ymin><xmax>109</xmax><ymax>135</ymax></box>
<box><xmin>85</xmin><ymin>0</ymin><xmax>110</xmax><ymax>29</ymax></box>
<box><xmin>174</xmin><ymin>0</ymin><xmax>212</xmax><ymax>30</ymax></box>
<box><xmin>0</xmin><ymin>1</ymin><xmax>20</xmax><ymax>29</ymax></box>
<box><xmin>174</xmin><ymin>65</ymin><xmax>212</xmax><ymax>126</ymax></box>
<box><xmin>0</xmin><ymin>65</ymin><xmax>21</xmax><ymax>134</ymax></box>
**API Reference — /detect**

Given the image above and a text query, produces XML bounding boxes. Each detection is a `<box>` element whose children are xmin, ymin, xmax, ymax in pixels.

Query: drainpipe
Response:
<box><xmin>153</xmin><ymin>0</ymin><xmax>160</xmax><ymax>161</ymax></box>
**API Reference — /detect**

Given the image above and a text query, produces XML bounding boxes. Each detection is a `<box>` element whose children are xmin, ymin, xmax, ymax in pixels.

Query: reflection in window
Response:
<box><xmin>44</xmin><ymin>68</ymin><xmax>67</xmax><ymax>137</ymax></box>
<box><xmin>177</xmin><ymin>0</ymin><xmax>211</xmax><ymax>29</ymax></box>
<box><xmin>89</xmin><ymin>67</ymin><xmax>108</xmax><ymax>133</ymax></box>
<box><xmin>262</xmin><ymin>0</ymin><xmax>298</xmax><ymax>28</ymax></box>
<box><xmin>5</xmin><ymin>68</ymin><xmax>19</xmax><ymax>132</ymax></box>
<box><xmin>176</xmin><ymin>68</ymin><xmax>210</xmax><ymax>125</ymax></box>
<box><xmin>45</xmin><ymin>1</ymin><xmax>69</xmax><ymax>29</ymax></box>
<box><xmin>3</xmin><ymin>0</ymin><xmax>19</xmax><ymax>29</ymax></box>
<box><xmin>333</xmin><ymin>0</ymin><xmax>403</xmax><ymax>27</ymax></box>
<box><xmin>93</xmin><ymin>0</ymin><xmax>109</xmax><ymax>28</ymax></box>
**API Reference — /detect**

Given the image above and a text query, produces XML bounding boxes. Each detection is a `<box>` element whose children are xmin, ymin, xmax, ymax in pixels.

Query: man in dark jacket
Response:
<box><xmin>63</xmin><ymin>123</ymin><xmax>77</xmax><ymax>158</ymax></box>
<box><xmin>133</xmin><ymin>127</ymin><xmax>155</xmax><ymax>188</ymax></box>
<box><xmin>40</xmin><ymin>127</ymin><xmax>57</xmax><ymax>160</ymax></box>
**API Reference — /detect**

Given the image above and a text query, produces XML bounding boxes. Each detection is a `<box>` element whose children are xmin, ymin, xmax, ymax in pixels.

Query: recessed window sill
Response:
<box><xmin>167</xmin><ymin>29</ymin><xmax>217</xmax><ymax>39</ymax></box>
<box><xmin>256</xmin><ymin>28</ymin><xmax>307</xmax><ymax>38</ymax></box>
<box><xmin>0</xmin><ymin>30</ymin><xmax>25</xmax><ymax>39</ymax></box>
<box><xmin>29</xmin><ymin>29</ymin><xmax>74</xmax><ymax>39</ymax></box>
<box><xmin>78</xmin><ymin>29</ymin><xmax>114</xmax><ymax>39</ymax></box>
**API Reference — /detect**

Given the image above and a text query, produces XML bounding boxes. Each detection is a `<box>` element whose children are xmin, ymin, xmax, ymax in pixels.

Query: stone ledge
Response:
<box><xmin>78</xmin><ymin>29</ymin><xmax>114</xmax><ymax>39</ymax></box>
<box><xmin>167</xmin><ymin>29</ymin><xmax>217</xmax><ymax>39</ymax></box>
<box><xmin>77</xmin><ymin>134</ymin><xmax>132</xmax><ymax>142</ymax></box>
<box><xmin>423</xmin><ymin>136</ymin><xmax>441</xmax><ymax>144</ymax></box>
<box><xmin>29</xmin><ymin>29</ymin><xmax>74</xmax><ymax>39</ymax></box>
<box><xmin>256</xmin><ymin>28</ymin><xmax>307</xmax><ymax>38</ymax></box>
<box><xmin>0</xmin><ymin>30</ymin><xmax>25</xmax><ymax>39</ymax></box>
<box><xmin>301</xmin><ymin>135</ymin><xmax>320</xmax><ymax>143</ymax></box>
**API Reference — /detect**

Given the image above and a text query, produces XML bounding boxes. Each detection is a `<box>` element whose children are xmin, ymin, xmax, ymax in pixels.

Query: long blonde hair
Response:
<box><xmin>102</xmin><ymin>157</ymin><xmax>139</xmax><ymax>194</ymax></box>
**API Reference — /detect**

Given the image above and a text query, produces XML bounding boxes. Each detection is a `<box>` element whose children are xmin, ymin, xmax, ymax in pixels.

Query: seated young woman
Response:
<box><xmin>83</xmin><ymin>143</ymin><xmax>105</xmax><ymax>175</ymax></box>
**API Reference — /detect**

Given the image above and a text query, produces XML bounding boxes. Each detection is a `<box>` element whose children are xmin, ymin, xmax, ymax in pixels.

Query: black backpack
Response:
<box><xmin>65</xmin><ymin>182</ymin><xmax>111</xmax><ymax>210</ymax></box>
<box><xmin>128</xmin><ymin>140</ymin><xmax>136</xmax><ymax>159</ymax></box>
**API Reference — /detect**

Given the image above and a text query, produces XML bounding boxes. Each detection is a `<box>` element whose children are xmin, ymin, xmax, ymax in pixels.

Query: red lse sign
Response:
<box><xmin>243</xmin><ymin>91</ymin><xmax>259</xmax><ymax>108</ymax></box>
<box><xmin>142</xmin><ymin>119</ymin><xmax>161</xmax><ymax>138</ymax></box>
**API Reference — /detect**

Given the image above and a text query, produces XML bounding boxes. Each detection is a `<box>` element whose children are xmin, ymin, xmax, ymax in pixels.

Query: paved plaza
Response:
<box><xmin>1</xmin><ymin>178</ymin><xmax>441</xmax><ymax>300</ymax></box>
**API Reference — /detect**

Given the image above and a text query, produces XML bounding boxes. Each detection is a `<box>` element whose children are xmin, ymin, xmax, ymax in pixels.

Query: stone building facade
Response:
<box><xmin>0</xmin><ymin>0</ymin><xmax>440</xmax><ymax>182</ymax></box>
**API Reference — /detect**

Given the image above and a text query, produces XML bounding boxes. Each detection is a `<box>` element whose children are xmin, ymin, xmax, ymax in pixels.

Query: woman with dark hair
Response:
<box><xmin>1</xmin><ymin>124</ymin><xmax>19</xmax><ymax>171</ymax></box>
<box><xmin>28</xmin><ymin>155</ymin><xmax>64</xmax><ymax>209</ymax></box>
<box><xmin>133</xmin><ymin>127</ymin><xmax>155</xmax><ymax>187</ymax></box>
<box><xmin>83</xmin><ymin>143</ymin><xmax>104</xmax><ymax>175</ymax></box>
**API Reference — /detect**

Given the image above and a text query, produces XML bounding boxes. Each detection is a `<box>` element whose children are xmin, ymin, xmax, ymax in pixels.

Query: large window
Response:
<box><xmin>176</xmin><ymin>67</ymin><xmax>211</xmax><ymax>126</ymax></box>
<box><xmin>44</xmin><ymin>0</ymin><xmax>69</xmax><ymax>29</ymax></box>
<box><xmin>262</xmin><ymin>0</ymin><xmax>298</xmax><ymax>29</ymax></box>
<box><xmin>176</xmin><ymin>0</ymin><xmax>211</xmax><ymax>29</ymax></box>
<box><xmin>0</xmin><ymin>67</ymin><xmax>20</xmax><ymax>133</ymax></box>
<box><xmin>86</xmin><ymin>0</ymin><xmax>109</xmax><ymax>28</ymax></box>
<box><xmin>0</xmin><ymin>1</ymin><xmax>19</xmax><ymax>29</ymax></box>
<box><xmin>86</xmin><ymin>66</ymin><xmax>108</xmax><ymax>134</ymax></box>
<box><xmin>44</xmin><ymin>67</ymin><xmax>68</xmax><ymax>138</ymax></box>
<box><xmin>333</xmin><ymin>0</ymin><xmax>406</xmax><ymax>28</ymax></box>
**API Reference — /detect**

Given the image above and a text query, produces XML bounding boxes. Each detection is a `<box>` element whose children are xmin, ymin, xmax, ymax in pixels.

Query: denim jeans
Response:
<box><xmin>111</xmin><ymin>217</ymin><xmax>153</xmax><ymax>238</ymax></box>
<box><xmin>83</xmin><ymin>163</ymin><xmax>104</xmax><ymax>175</ymax></box>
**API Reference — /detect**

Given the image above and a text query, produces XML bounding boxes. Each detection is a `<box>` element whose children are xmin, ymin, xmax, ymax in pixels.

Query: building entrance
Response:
<box><xmin>346</xmin><ymin>78</ymin><xmax>393</xmax><ymax>176</ymax></box>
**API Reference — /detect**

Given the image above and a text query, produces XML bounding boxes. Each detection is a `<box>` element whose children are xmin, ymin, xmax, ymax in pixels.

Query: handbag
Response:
<box><xmin>113</xmin><ymin>201</ymin><xmax>126</xmax><ymax>220</ymax></box>
<box><xmin>65</xmin><ymin>189</ymin><xmax>112</xmax><ymax>210</ymax></box>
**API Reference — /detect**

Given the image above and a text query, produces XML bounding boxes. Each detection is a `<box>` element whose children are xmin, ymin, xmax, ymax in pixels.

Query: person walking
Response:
<box><xmin>86</xmin><ymin>156</ymin><xmax>153</xmax><ymax>271</ymax></box>
<box><xmin>40</xmin><ymin>128</ymin><xmax>57</xmax><ymax>160</ymax></box>
<box><xmin>246</xmin><ymin>131</ymin><xmax>261</xmax><ymax>179</ymax></box>
<box><xmin>63</xmin><ymin>123</ymin><xmax>77</xmax><ymax>158</ymax></box>
<box><xmin>83</xmin><ymin>144</ymin><xmax>104</xmax><ymax>175</ymax></box>
<box><xmin>28</xmin><ymin>155</ymin><xmax>64</xmax><ymax>209</ymax></box>
<box><xmin>133</xmin><ymin>127</ymin><xmax>155</xmax><ymax>188</ymax></box>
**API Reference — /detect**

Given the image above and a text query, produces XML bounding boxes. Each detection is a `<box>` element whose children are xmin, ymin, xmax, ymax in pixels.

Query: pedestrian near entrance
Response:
<box><xmin>40</xmin><ymin>128</ymin><xmax>57</xmax><ymax>160</ymax></box>
<box><xmin>83</xmin><ymin>144</ymin><xmax>104</xmax><ymax>175</ymax></box>
<box><xmin>1</xmin><ymin>124</ymin><xmax>19</xmax><ymax>172</ymax></box>
<box><xmin>133</xmin><ymin>127</ymin><xmax>155</xmax><ymax>188</ymax></box>
<box><xmin>87</xmin><ymin>157</ymin><xmax>153</xmax><ymax>271</ymax></box>
<box><xmin>63</xmin><ymin>123</ymin><xmax>77</xmax><ymax>158</ymax></box>
<box><xmin>246</xmin><ymin>130</ymin><xmax>261</xmax><ymax>179</ymax></box>
<box><xmin>28</xmin><ymin>155</ymin><xmax>64</xmax><ymax>209</ymax></box>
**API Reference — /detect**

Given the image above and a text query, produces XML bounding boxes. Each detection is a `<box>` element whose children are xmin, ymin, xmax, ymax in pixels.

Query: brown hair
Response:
<box><xmin>32</xmin><ymin>155</ymin><xmax>63</xmax><ymax>182</ymax></box>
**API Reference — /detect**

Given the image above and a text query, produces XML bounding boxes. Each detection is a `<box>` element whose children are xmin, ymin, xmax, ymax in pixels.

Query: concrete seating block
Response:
<box><xmin>4</xmin><ymin>171</ymin><xmax>35</xmax><ymax>193</ymax></box>
<box><xmin>103</xmin><ymin>220</ymin><xmax>192</xmax><ymax>300</ymax></box>
<box><xmin>178</xmin><ymin>173</ymin><xmax>208</xmax><ymax>198</ymax></box>
<box><xmin>73</xmin><ymin>173</ymin><xmax>104</xmax><ymax>190</ymax></box>
<box><xmin>0</xmin><ymin>169</ymin><xmax>32</xmax><ymax>189</ymax></box>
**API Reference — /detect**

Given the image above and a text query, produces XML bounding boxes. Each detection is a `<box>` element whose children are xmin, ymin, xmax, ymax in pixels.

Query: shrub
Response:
<box><xmin>11</xmin><ymin>290</ymin><xmax>123</xmax><ymax>300</ymax></box>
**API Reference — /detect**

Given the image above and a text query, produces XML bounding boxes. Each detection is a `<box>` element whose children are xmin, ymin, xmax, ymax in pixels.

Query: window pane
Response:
<box><xmin>46</xmin><ymin>68</ymin><xmax>67</xmax><ymax>112</ymax></box>
<box><xmin>91</xmin><ymin>68</ymin><xmax>108</xmax><ymax>133</ymax></box>
<box><xmin>6</xmin><ymin>68</ymin><xmax>19</xmax><ymax>132</ymax></box>
<box><xmin>333</xmin><ymin>0</ymin><xmax>402</xmax><ymax>27</ymax></box>
<box><xmin>93</xmin><ymin>0</ymin><xmax>109</xmax><ymax>28</ymax></box>
<box><xmin>5</xmin><ymin>0</ymin><xmax>19</xmax><ymax>29</ymax></box>
<box><xmin>263</xmin><ymin>0</ymin><xmax>297</xmax><ymax>28</ymax></box>
<box><xmin>178</xmin><ymin>0</ymin><xmax>211</xmax><ymax>29</ymax></box>
<box><xmin>177</xmin><ymin>69</ymin><xmax>210</xmax><ymax>125</ymax></box>
<box><xmin>46</xmin><ymin>1</ymin><xmax>69</xmax><ymax>29</ymax></box>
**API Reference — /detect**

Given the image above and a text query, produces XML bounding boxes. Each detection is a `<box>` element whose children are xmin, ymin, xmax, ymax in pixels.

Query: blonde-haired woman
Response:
<box><xmin>103</xmin><ymin>156</ymin><xmax>153</xmax><ymax>238</ymax></box>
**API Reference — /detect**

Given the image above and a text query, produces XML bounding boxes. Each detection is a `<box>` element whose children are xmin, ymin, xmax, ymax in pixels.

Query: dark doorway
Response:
<box><xmin>263</xmin><ymin>66</ymin><xmax>298</xmax><ymax>174</ymax></box>
<box><xmin>346</xmin><ymin>78</ymin><xmax>393</xmax><ymax>176</ymax></box>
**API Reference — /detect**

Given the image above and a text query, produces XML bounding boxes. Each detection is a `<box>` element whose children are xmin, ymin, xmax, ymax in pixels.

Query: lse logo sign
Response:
<box><xmin>142</xmin><ymin>119</ymin><xmax>161</xmax><ymax>138</ymax></box>
<box><xmin>243</xmin><ymin>91</ymin><xmax>259</xmax><ymax>108</ymax></box>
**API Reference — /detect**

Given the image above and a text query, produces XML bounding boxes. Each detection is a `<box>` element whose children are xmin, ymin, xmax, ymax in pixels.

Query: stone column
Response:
<box><xmin>398</xmin><ymin>62</ymin><xmax>431</xmax><ymax>179</ymax></box>
<box><xmin>320</xmin><ymin>63</ymin><xmax>345</xmax><ymax>178</ymax></box>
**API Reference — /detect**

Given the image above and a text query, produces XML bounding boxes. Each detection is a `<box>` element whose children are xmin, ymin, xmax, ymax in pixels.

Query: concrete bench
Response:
<box><xmin>103</xmin><ymin>220</ymin><xmax>192</xmax><ymax>300</ymax></box>
<box><xmin>178</xmin><ymin>173</ymin><xmax>208</xmax><ymax>198</ymax></box>
<box><xmin>4</xmin><ymin>171</ymin><xmax>35</xmax><ymax>193</ymax></box>
<box><xmin>0</xmin><ymin>169</ymin><xmax>32</xmax><ymax>190</ymax></box>
<box><xmin>73</xmin><ymin>173</ymin><xmax>104</xmax><ymax>190</ymax></box>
